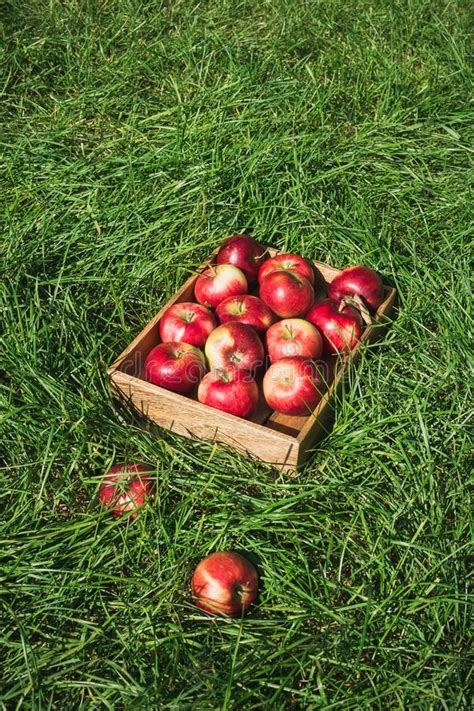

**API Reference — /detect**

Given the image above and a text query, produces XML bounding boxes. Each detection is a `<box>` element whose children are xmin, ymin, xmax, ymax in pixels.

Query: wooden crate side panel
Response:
<box><xmin>296</xmin><ymin>370</ymin><xmax>344</xmax><ymax>466</ymax></box>
<box><xmin>110</xmin><ymin>371</ymin><xmax>300</xmax><ymax>469</ymax></box>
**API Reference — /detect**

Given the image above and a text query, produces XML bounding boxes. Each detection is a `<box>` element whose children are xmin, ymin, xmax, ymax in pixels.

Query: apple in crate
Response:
<box><xmin>306</xmin><ymin>299</ymin><xmax>363</xmax><ymax>354</ymax></box>
<box><xmin>328</xmin><ymin>265</ymin><xmax>384</xmax><ymax>312</ymax></box>
<box><xmin>263</xmin><ymin>356</ymin><xmax>324</xmax><ymax>415</ymax></box>
<box><xmin>144</xmin><ymin>342</ymin><xmax>205</xmax><ymax>393</ymax></box>
<box><xmin>159</xmin><ymin>302</ymin><xmax>216</xmax><ymax>348</ymax></box>
<box><xmin>194</xmin><ymin>264</ymin><xmax>248</xmax><ymax>308</ymax></box>
<box><xmin>259</xmin><ymin>270</ymin><xmax>314</xmax><ymax>318</ymax></box>
<box><xmin>191</xmin><ymin>551</ymin><xmax>259</xmax><ymax>617</ymax></box>
<box><xmin>99</xmin><ymin>463</ymin><xmax>153</xmax><ymax>518</ymax></box>
<box><xmin>258</xmin><ymin>252</ymin><xmax>314</xmax><ymax>284</ymax></box>
<box><xmin>216</xmin><ymin>234</ymin><xmax>266</xmax><ymax>282</ymax></box>
<box><xmin>266</xmin><ymin>318</ymin><xmax>323</xmax><ymax>362</ymax></box>
<box><xmin>205</xmin><ymin>322</ymin><xmax>264</xmax><ymax>374</ymax></box>
<box><xmin>198</xmin><ymin>366</ymin><xmax>258</xmax><ymax>418</ymax></box>
<box><xmin>216</xmin><ymin>294</ymin><xmax>274</xmax><ymax>332</ymax></box>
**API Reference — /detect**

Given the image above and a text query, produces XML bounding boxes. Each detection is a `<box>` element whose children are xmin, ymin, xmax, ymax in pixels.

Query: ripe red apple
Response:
<box><xmin>263</xmin><ymin>356</ymin><xmax>324</xmax><ymax>415</ymax></box>
<box><xmin>306</xmin><ymin>299</ymin><xmax>363</xmax><ymax>354</ymax></box>
<box><xmin>194</xmin><ymin>264</ymin><xmax>248</xmax><ymax>308</ymax></box>
<box><xmin>159</xmin><ymin>302</ymin><xmax>216</xmax><ymax>348</ymax></box>
<box><xmin>266</xmin><ymin>318</ymin><xmax>323</xmax><ymax>363</ymax></box>
<box><xmin>144</xmin><ymin>342</ymin><xmax>205</xmax><ymax>392</ymax></box>
<box><xmin>205</xmin><ymin>322</ymin><xmax>264</xmax><ymax>374</ymax></box>
<box><xmin>191</xmin><ymin>551</ymin><xmax>259</xmax><ymax>616</ymax></box>
<box><xmin>258</xmin><ymin>252</ymin><xmax>314</xmax><ymax>284</ymax></box>
<box><xmin>328</xmin><ymin>265</ymin><xmax>384</xmax><ymax>312</ymax></box>
<box><xmin>98</xmin><ymin>463</ymin><xmax>153</xmax><ymax>518</ymax></box>
<box><xmin>216</xmin><ymin>234</ymin><xmax>266</xmax><ymax>282</ymax></box>
<box><xmin>198</xmin><ymin>366</ymin><xmax>259</xmax><ymax>418</ymax></box>
<box><xmin>259</xmin><ymin>270</ymin><xmax>314</xmax><ymax>318</ymax></box>
<box><xmin>216</xmin><ymin>294</ymin><xmax>275</xmax><ymax>332</ymax></box>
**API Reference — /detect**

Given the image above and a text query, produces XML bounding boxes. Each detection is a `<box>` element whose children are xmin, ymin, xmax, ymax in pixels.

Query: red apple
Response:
<box><xmin>98</xmin><ymin>463</ymin><xmax>153</xmax><ymax>518</ymax></box>
<box><xmin>259</xmin><ymin>270</ymin><xmax>314</xmax><ymax>318</ymax></box>
<box><xmin>216</xmin><ymin>294</ymin><xmax>275</xmax><ymax>332</ymax></box>
<box><xmin>159</xmin><ymin>302</ymin><xmax>216</xmax><ymax>348</ymax></box>
<box><xmin>205</xmin><ymin>322</ymin><xmax>264</xmax><ymax>374</ymax></box>
<box><xmin>263</xmin><ymin>356</ymin><xmax>324</xmax><ymax>415</ymax></box>
<box><xmin>198</xmin><ymin>366</ymin><xmax>259</xmax><ymax>418</ymax></box>
<box><xmin>306</xmin><ymin>299</ymin><xmax>363</xmax><ymax>354</ymax></box>
<box><xmin>258</xmin><ymin>252</ymin><xmax>314</xmax><ymax>284</ymax></box>
<box><xmin>194</xmin><ymin>264</ymin><xmax>248</xmax><ymax>308</ymax></box>
<box><xmin>216</xmin><ymin>234</ymin><xmax>266</xmax><ymax>282</ymax></box>
<box><xmin>328</xmin><ymin>265</ymin><xmax>384</xmax><ymax>312</ymax></box>
<box><xmin>266</xmin><ymin>318</ymin><xmax>323</xmax><ymax>363</ymax></box>
<box><xmin>191</xmin><ymin>551</ymin><xmax>259</xmax><ymax>616</ymax></box>
<box><xmin>144</xmin><ymin>341</ymin><xmax>205</xmax><ymax>392</ymax></box>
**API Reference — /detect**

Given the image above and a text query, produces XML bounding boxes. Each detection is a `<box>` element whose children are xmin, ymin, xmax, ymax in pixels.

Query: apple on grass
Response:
<box><xmin>259</xmin><ymin>270</ymin><xmax>314</xmax><ymax>318</ymax></box>
<box><xmin>216</xmin><ymin>294</ymin><xmax>275</xmax><ymax>332</ymax></box>
<box><xmin>266</xmin><ymin>318</ymin><xmax>323</xmax><ymax>362</ymax></box>
<box><xmin>216</xmin><ymin>234</ymin><xmax>266</xmax><ymax>282</ymax></box>
<box><xmin>194</xmin><ymin>264</ymin><xmax>248</xmax><ymax>308</ymax></box>
<box><xmin>305</xmin><ymin>299</ymin><xmax>363</xmax><ymax>354</ymax></box>
<box><xmin>144</xmin><ymin>342</ymin><xmax>206</xmax><ymax>393</ymax></box>
<box><xmin>198</xmin><ymin>366</ymin><xmax>259</xmax><ymax>418</ymax></box>
<box><xmin>191</xmin><ymin>551</ymin><xmax>259</xmax><ymax>617</ymax></box>
<box><xmin>159</xmin><ymin>302</ymin><xmax>216</xmax><ymax>348</ymax></box>
<box><xmin>258</xmin><ymin>252</ymin><xmax>314</xmax><ymax>284</ymax></box>
<box><xmin>205</xmin><ymin>321</ymin><xmax>264</xmax><ymax>374</ymax></box>
<box><xmin>263</xmin><ymin>356</ymin><xmax>324</xmax><ymax>415</ymax></box>
<box><xmin>99</xmin><ymin>463</ymin><xmax>153</xmax><ymax>518</ymax></box>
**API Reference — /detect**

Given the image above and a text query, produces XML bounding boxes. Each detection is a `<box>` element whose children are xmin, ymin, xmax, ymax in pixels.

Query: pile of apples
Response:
<box><xmin>143</xmin><ymin>234</ymin><xmax>385</xmax><ymax>418</ymax></box>
<box><xmin>97</xmin><ymin>237</ymin><xmax>385</xmax><ymax>617</ymax></box>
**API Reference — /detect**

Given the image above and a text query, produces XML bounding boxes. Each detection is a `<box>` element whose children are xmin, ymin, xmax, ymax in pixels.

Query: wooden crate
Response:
<box><xmin>108</xmin><ymin>247</ymin><xmax>396</xmax><ymax>470</ymax></box>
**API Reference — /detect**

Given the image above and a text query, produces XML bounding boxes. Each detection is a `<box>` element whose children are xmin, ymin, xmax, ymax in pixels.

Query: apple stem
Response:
<box><xmin>233</xmin><ymin>584</ymin><xmax>245</xmax><ymax>601</ymax></box>
<box><xmin>339</xmin><ymin>295</ymin><xmax>372</xmax><ymax>325</ymax></box>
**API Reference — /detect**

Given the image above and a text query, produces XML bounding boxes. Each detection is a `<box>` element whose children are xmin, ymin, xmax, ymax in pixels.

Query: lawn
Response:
<box><xmin>1</xmin><ymin>0</ymin><xmax>472</xmax><ymax>707</ymax></box>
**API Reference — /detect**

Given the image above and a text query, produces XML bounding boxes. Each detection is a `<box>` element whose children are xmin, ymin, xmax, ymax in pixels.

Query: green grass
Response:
<box><xmin>1</xmin><ymin>0</ymin><xmax>472</xmax><ymax>707</ymax></box>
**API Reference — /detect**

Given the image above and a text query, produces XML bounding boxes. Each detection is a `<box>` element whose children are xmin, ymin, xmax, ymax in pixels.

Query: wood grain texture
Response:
<box><xmin>108</xmin><ymin>245</ymin><xmax>397</xmax><ymax>470</ymax></box>
<box><xmin>110</xmin><ymin>370</ymin><xmax>299</xmax><ymax>469</ymax></box>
